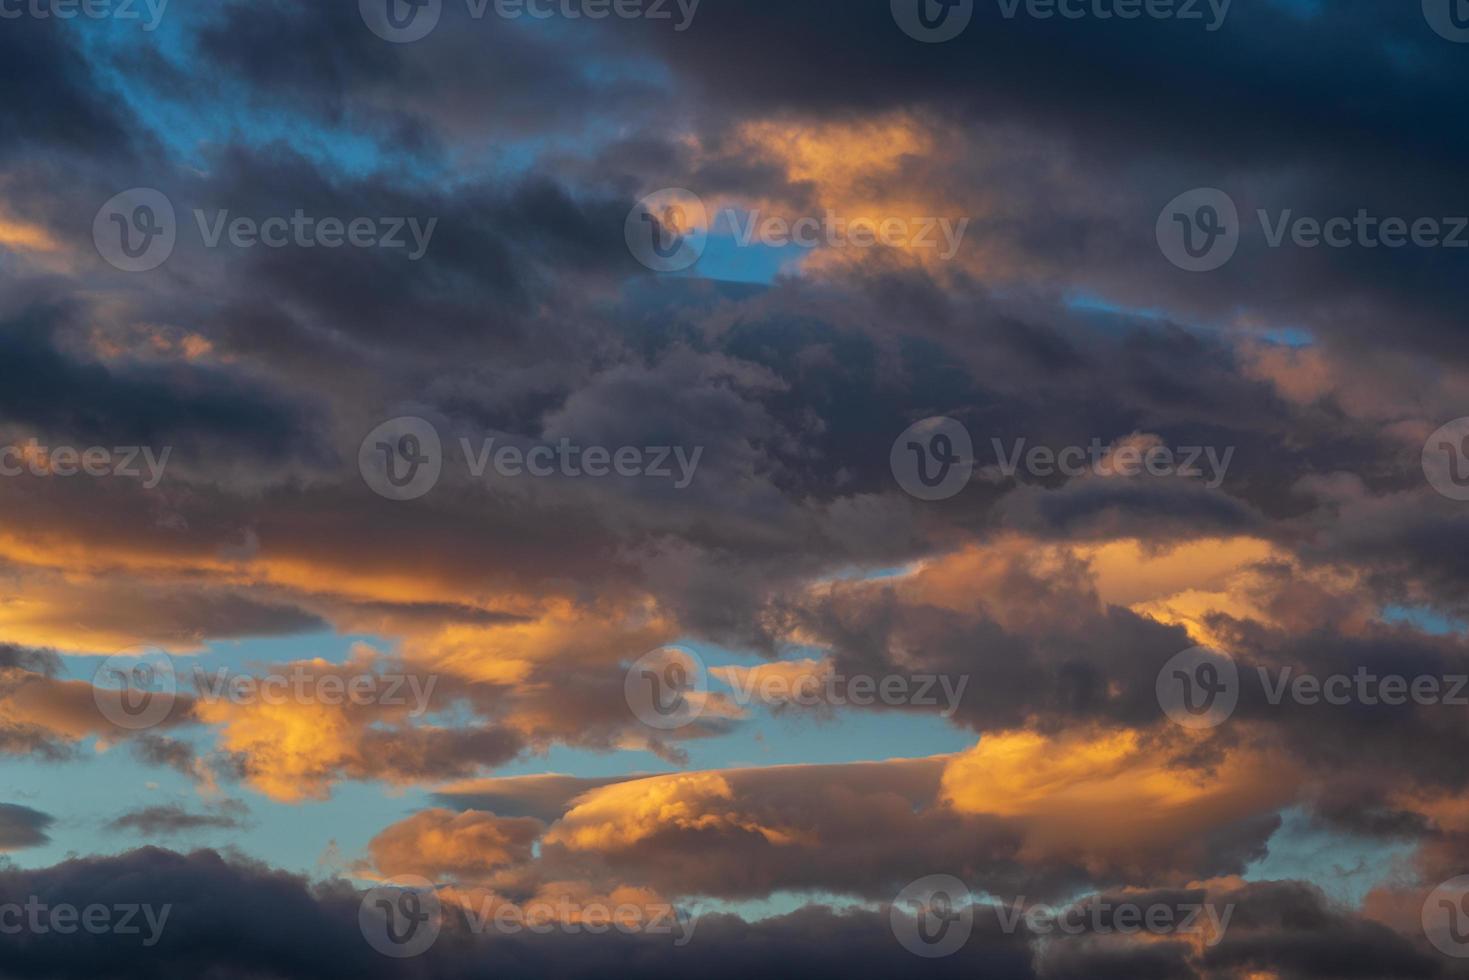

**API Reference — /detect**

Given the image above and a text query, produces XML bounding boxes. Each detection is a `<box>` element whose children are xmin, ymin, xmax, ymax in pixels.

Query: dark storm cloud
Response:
<box><xmin>0</xmin><ymin>849</ymin><xmax>1455</xmax><ymax>979</ymax></box>
<box><xmin>0</xmin><ymin>305</ymin><xmax>320</xmax><ymax>464</ymax></box>
<box><xmin>0</xmin><ymin>16</ymin><xmax>144</xmax><ymax>162</ymax></box>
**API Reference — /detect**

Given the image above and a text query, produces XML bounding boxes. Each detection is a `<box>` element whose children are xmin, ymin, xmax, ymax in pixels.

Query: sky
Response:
<box><xmin>3</xmin><ymin>0</ymin><xmax>1469</xmax><ymax>977</ymax></box>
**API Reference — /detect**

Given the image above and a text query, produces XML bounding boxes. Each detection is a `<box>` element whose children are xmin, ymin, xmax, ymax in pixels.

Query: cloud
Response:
<box><xmin>0</xmin><ymin>802</ymin><xmax>53</xmax><ymax>851</ymax></box>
